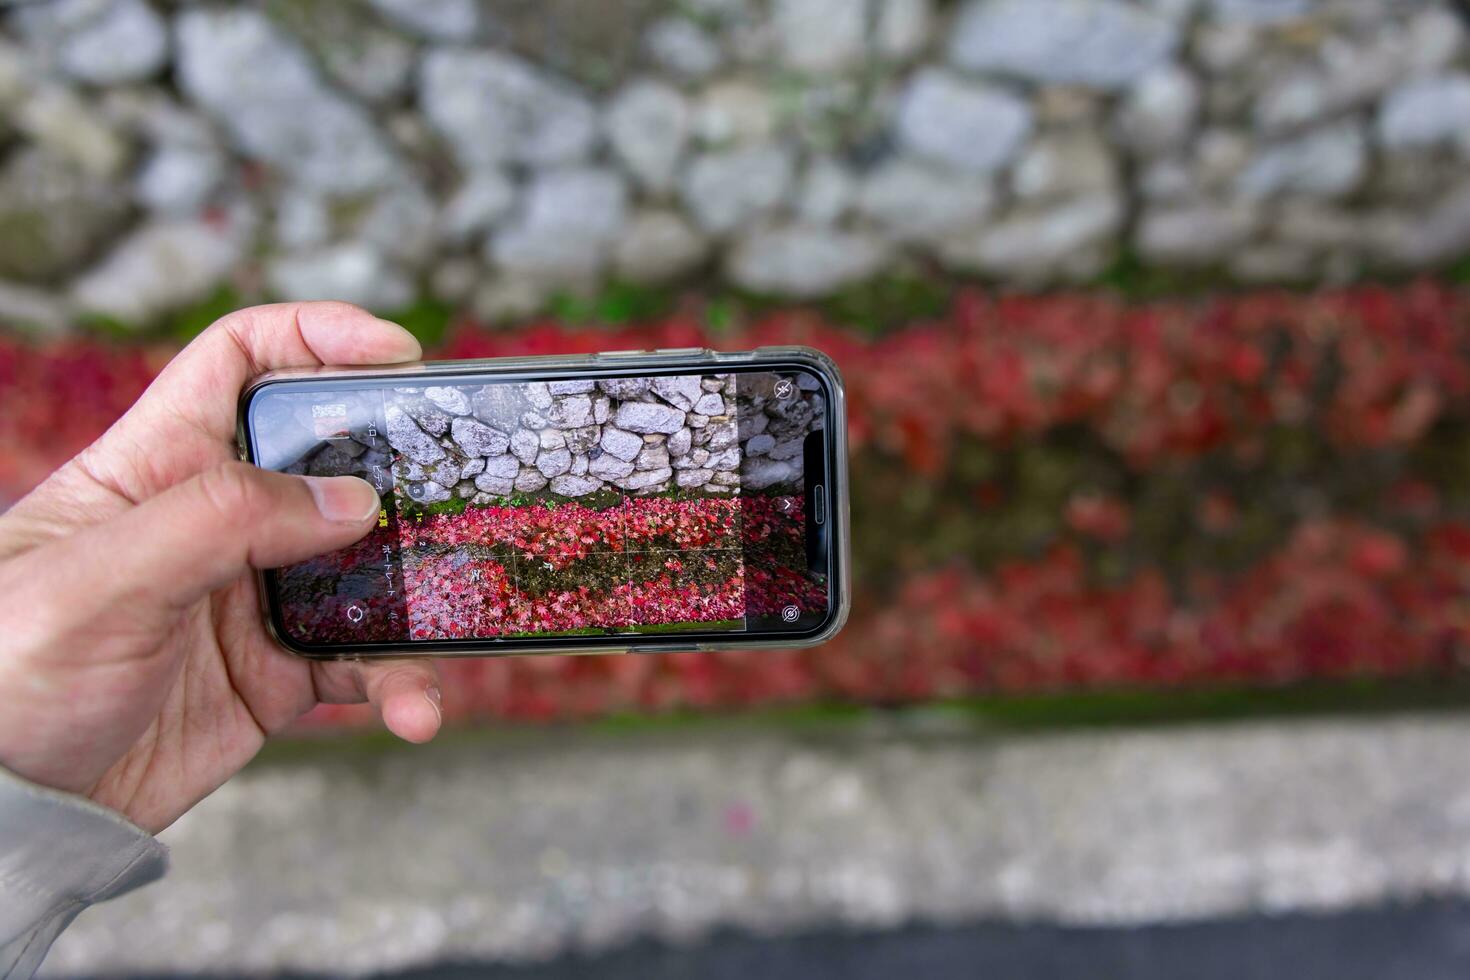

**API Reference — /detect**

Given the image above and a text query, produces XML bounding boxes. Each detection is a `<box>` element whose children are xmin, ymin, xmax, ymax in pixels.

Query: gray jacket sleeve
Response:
<box><xmin>0</xmin><ymin>766</ymin><xmax>167</xmax><ymax>979</ymax></box>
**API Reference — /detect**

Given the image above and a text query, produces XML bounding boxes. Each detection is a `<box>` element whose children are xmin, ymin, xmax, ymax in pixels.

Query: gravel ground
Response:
<box><xmin>38</xmin><ymin>712</ymin><xmax>1470</xmax><ymax>977</ymax></box>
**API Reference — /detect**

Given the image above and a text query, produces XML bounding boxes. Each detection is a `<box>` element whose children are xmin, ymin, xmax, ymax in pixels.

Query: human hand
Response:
<box><xmin>0</xmin><ymin>302</ymin><xmax>443</xmax><ymax>834</ymax></box>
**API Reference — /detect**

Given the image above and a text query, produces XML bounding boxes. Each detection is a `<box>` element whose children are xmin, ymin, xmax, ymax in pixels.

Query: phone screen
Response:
<box><xmin>245</xmin><ymin>366</ymin><xmax>836</xmax><ymax>651</ymax></box>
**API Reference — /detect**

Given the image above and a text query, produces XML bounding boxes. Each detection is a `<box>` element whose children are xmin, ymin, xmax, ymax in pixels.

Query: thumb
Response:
<box><xmin>40</xmin><ymin>462</ymin><xmax>380</xmax><ymax>625</ymax></box>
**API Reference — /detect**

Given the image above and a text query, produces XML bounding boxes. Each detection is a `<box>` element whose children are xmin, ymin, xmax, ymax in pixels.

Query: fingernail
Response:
<box><xmin>305</xmin><ymin>476</ymin><xmax>380</xmax><ymax>524</ymax></box>
<box><xmin>424</xmin><ymin>686</ymin><xmax>443</xmax><ymax>724</ymax></box>
<box><xmin>373</xmin><ymin>318</ymin><xmax>422</xmax><ymax>361</ymax></box>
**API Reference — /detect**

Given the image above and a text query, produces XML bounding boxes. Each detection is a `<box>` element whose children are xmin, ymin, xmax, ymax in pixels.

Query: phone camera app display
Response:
<box><xmin>251</xmin><ymin>369</ymin><xmax>830</xmax><ymax>647</ymax></box>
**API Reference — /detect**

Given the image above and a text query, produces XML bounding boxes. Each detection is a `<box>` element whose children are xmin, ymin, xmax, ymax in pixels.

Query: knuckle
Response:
<box><xmin>196</xmin><ymin>462</ymin><xmax>268</xmax><ymax>525</ymax></box>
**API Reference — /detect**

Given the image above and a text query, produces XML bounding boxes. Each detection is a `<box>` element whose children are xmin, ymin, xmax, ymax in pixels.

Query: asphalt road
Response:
<box><xmin>42</xmin><ymin>713</ymin><xmax>1470</xmax><ymax>976</ymax></box>
<box><xmin>73</xmin><ymin>899</ymin><xmax>1470</xmax><ymax>980</ymax></box>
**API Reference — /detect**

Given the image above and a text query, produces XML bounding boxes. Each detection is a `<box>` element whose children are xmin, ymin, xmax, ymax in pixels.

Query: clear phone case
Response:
<box><xmin>237</xmin><ymin>345</ymin><xmax>851</xmax><ymax>660</ymax></box>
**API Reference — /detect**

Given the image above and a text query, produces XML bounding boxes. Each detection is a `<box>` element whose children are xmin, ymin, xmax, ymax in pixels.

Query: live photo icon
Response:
<box><xmin>311</xmin><ymin>402</ymin><xmax>350</xmax><ymax>439</ymax></box>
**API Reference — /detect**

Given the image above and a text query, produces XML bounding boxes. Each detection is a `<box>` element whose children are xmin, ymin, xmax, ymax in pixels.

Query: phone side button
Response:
<box><xmin>597</xmin><ymin>349</ymin><xmax>652</xmax><ymax>358</ymax></box>
<box><xmin>813</xmin><ymin>484</ymin><xmax>826</xmax><ymax>525</ymax></box>
<box><xmin>654</xmin><ymin>347</ymin><xmax>708</xmax><ymax>356</ymax></box>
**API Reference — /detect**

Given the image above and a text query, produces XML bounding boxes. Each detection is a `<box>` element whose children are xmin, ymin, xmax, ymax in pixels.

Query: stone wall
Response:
<box><xmin>3</xmin><ymin>0</ymin><xmax>1470</xmax><ymax>331</ymax></box>
<box><xmin>287</xmin><ymin>373</ymin><xmax>820</xmax><ymax>503</ymax></box>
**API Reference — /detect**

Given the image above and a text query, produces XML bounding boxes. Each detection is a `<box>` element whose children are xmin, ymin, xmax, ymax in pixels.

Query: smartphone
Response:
<box><xmin>237</xmin><ymin>346</ymin><xmax>849</xmax><ymax>659</ymax></box>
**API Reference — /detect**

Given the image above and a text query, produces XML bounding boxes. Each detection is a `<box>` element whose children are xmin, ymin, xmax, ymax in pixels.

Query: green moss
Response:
<box><xmin>547</xmin><ymin>281</ymin><xmax>676</xmax><ymax>327</ymax></box>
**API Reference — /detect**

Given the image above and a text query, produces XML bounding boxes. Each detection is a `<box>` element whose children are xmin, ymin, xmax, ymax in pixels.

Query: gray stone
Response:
<box><xmin>550</xmin><ymin>475</ymin><xmax>604</xmax><ymax>497</ymax></box>
<box><xmin>451</xmin><ymin>417</ymin><xmax>511</xmax><ymax>457</ymax></box>
<box><xmin>563</xmin><ymin>426</ymin><xmax>601</xmax><ymax>454</ymax></box>
<box><xmin>1011</xmin><ymin>131</ymin><xmax>1118</xmax><ymax>203</ymax></box>
<box><xmin>876</xmin><ymin>0</ymin><xmax>933</xmax><ymax>59</ymax></box>
<box><xmin>796</xmin><ymin>159</ymin><xmax>856</xmax><ymax>226</ymax></box>
<box><xmin>615</xmin><ymin>401</ymin><xmax>686</xmax><ymax>435</ymax></box>
<box><xmin>1115</xmin><ymin>64</ymin><xmax>1199</xmax><ymax>155</ymax></box>
<box><xmin>545</xmin><ymin>380</ymin><xmax>593</xmax><ymax>395</ymax></box>
<box><xmin>176</xmin><ymin>9</ymin><xmax>397</xmax><ymax>193</ymax></box>
<box><xmin>600</xmin><ymin>425</ymin><xmax>645</xmax><ymax>462</ymax></box>
<box><xmin>1137</xmin><ymin>202</ymin><xmax>1258</xmax><ymax>264</ymax></box>
<box><xmin>1208</xmin><ymin>0</ymin><xmax>1312</xmax><ymax>23</ymax></box>
<box><xmin>949</xmin><ymin>0</ymin><xmax>1178</xmax><ymax>91</ymax></box>
<box><xmin>404</xmin><ymin>402</ymin><xmax>450</xmax><ymax>437</ymax></box>
<box><xmin>308</xmin><ymin>444</ymin><xmax>364</xmax><ymax>478</ymax></box>
<box><xmin>536</xmin><ymin>447</ymin><xmax>573</xmax><ymax>479</ymax></box>
<box><xmin>607</xmin><ymin>81</ymin><xmax>690</xmax><ymax>193</ymax></box>
<box><xmin>619</xmin><ymin>467</ymin><xmax>674</xmax><ymax>492</ymax></box>
<box><xmin>511</xmin><ymin>429</ymin><xmax>541</xmax><ymax>465</ymax></box>
<box><xmin>1379</xmin><ymin>74</ymin><xmax>1470</xmax><ymax>152</ymax></box>
<box><xmin>1368</xmin><ymin>182</ymin><xmax>1470</xmax><ymax>267</ymax></box>
<box><xmin>694</xmin><ymin>393</ymin><xmax>725</xmax><ymax>416</ymax></box>
<box><xmin>385</xmin><ymin>405</ymin><xmax>445</xmax><ymax>465</ymax></box>
<box><xmin>472</xmin><ymin>385</ymin><xmax>531</xmax><ymax>428</ymax></box>
<box><xmin>728</xmin><ymin>225</ymin><xmax>888</xmax><ymax>297</ymax></box>
<box><xmin>676</xmin><ymin>468</ymin><xmax>714</xmax><ymax>489</ymax></box>
<box><xmin>708</xmin><ymin>446</ymin><xmax>741</xmax><ymax>471</ymax></box>
<box><xmin>895</xmin><ymin>69</ymin><xmax>1032</xmax><ymax>174</ymax></box>
<box><xmin>709</xmin><ymin>419</ymin><xmax>742</xmax><ymax>449</ymax></box>
<box><xmin>438</xmin><ymin>170</ymin><xmax>516</xmax><ymax>244</ymax></box>
<box><xmin>490</xmin><ymin>167</ymin><xmax>627</xmax><ymax>283</ymax></box>
<box><xmin>360</xmin><ymin>178</ymin><xmax>441</xmax><ymax>264</ymax></box>
<box><xmin>302</xmin><ymin>18</ymin><xmax>415</xmax><ymax>105</ymax></box>
<box><xmin>14</xmin><ymin>0</ymin><xmax>167</xmax><ymax>85</ymax></box>
<box><xmin>615</xmin><ymin>210</ymin><xmax>709</xmax><ymax>284</ymax></box>
<box><xmin>266</xmin><ymin>243</ymin><xmax>412</xmax><ymax>311</ymax></box>
<box><xmin>668</xmin><ymin>428</ymin><xmax>694</xmax><ymax>457</ymax></box>
<box><xmin>480</xmin><ymin>454</ymin><xmax>520</xmax><ymax>480</ymax></box>
<box><xmin>742</xmin><ymin>458</ymin><xmax>800</xmax><ymax>489</ymax></box>
<box><xmin>644</xmin><ymin>17</ymin><xmax>724</xmax><ymax>80</ymax></box>
<box><xmin>514</xmin><ymin>469</ymin><xmax>549</xmax><ymax>493</ymax></box>
<box><xmin>405</xmin><ymin>481</ymin><xmax>453</xmax><ymax>504</ymax></box>
<box><xmin>637</xmin><ymin>445</ymin><xmax>672</xmax><ymax>471</ymax></box>
<box><xmin>773</xmin><ymin>0</ymin><xmax>867</xmax><ymax>72</ymax></box>
<box><xmin>135</xmin><ymin>143</ymin><xmax>222</xmax><ymax>215</ymax></box>
<box><xmin>419</xmin><ymin>49</ymin><xmax>597</xmax><ymax>169</ymax></box>
<box><xmin>1238</xmin><ymin>123</ymin><xmax>1367</xmax><ymax>200</ymax></box>
<box><xmin>538</xmin><ymin>429</ymin><xmax>566</xmax><ymax>450</ymax></box>
<box><xmin>425</xmin><ymin>387</ymin><xmax>472</xmax><ymax>416</ymax></box>
<box><xmin>1230</xmin><ymin>243</ymin><xmax>1316</xmax><ymax>284</ymax></box>
<box><xmin>0</xmin><ymin>146</ymin><xmax>130</xmax><ymax>282</ymax></box>
<box><xmin>0</xmin><ymin>280</ymin><xmax>71</xmax><ymax>334</ymax></box>
<box><xmin>746</xmin><ymin>434</ymin><xmax>776</xmax><ymax>455</ymax></box>
<box><xmin>857</xmin><ymin>160</ymin><xmax>995</xmax><ymax>243</ymax></box>
<box><xmin>589</xmin><ymin>453</ymin><xmax>637</xmax><ymax>480</ymax></box>
<box><xmin>70</xmin><ymin>209</ymin><xmax>253</xmax><ymax>325</ymax></box>
<box><xmin>598</xmin><ymin>378</ymin><xmax>651</xmax><ymax>401</ymax></box>
<box><xmin>546</xmin><ymin>395</ymin><xmax>594</xmax><ymax>428</ymax></box>
<box><xmin>525</xmin><ymin>383</ymin><xmax>553</xmax><ymax>411</ymax></box>
<box><xmin>692</xmin><ymin>81</ymin><xmax>775</xmax><ymax>146</ymax></box>
<box><xmin>473</xmin><ymin>473</ymin><xmax>514</xmax><ymax>497</ymax></box>
<box><xmin>460</xmin><ymin>458</ymin><xmax>486</xmax><ymax>479</ymax></box>
<box><xmin>942</xmin><ymin>195</ymin><xmax>1124</xmax><ymax>281</ymax></box>
<box><xmin>769</xmin><ymin>438</ymin><xmax>805</xmax><ymax>461</ymax></box>
<box><xmin>682</xmin><ymin>145</ymin><xmax>795</xmax><ymax>235</ymax></box>
<box><xmin>652</xmin><ymin>376</ymin><xmax>704</xmax><ymax>411</ymax></box>
<box><xmin>367</xmin><ymin>0</ymin><xmax>480</xmax><ymax>40</ymax></box>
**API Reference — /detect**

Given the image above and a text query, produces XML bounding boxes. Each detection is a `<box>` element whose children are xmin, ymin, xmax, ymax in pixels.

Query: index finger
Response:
<box><xmin>143</xmin><ymin>301</ymin><xmax>421</xmax><ymax>443</ymax></box>
<box><xmin>92</xmin><ymin>302</ymin><xmax>422</xmax><ymax>498</ymax></box>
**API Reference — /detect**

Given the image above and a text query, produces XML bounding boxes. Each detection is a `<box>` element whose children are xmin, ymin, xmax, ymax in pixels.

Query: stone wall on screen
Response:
<box><xmin>354</xmin><ymin>374</ymin><xmax>820</xmax><ymax>502</ymax></box>
<box><xmin>2</xmin><ymin>0</ymin><xmax>1470</xmax><ymax>332</ymax></box>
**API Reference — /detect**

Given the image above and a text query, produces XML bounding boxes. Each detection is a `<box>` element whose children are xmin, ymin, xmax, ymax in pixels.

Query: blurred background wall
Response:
<box><xmin>12</xmin><ymin>1</ymin><xmax>1470</xmax><ymax>976</ymax></box>
<box><xmin>0</xmin><ymin>0</ymin><xmax>1469</xmax><ymax>331</ymax></box>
